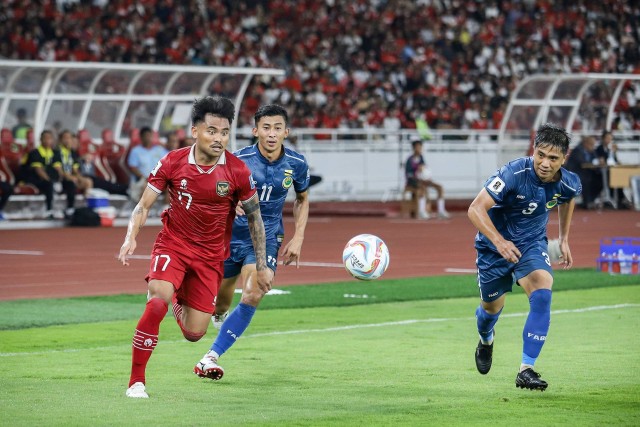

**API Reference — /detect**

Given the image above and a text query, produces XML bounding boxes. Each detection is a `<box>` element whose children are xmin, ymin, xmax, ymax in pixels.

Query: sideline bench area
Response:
<box><xmin>3</xmin><ymin>193</ymin><xmax>130</xmax><ymax>220</ymax></box>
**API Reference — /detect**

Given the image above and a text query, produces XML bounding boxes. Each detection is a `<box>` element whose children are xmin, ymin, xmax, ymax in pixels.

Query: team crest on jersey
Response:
<box><xmin>216</xmin><ymin>181</ymin><xmax>230</xmax><ymax>197</ymax></box>
<box><xmin>488</xmin><ymin>177</ymin><xmax>505</xmax><ymax>194</ymax></box>
<box><xmin>282</xmin><ymin>176</ymin><xmax>293</xmax><ymax>189</ymax></box>
<box><xmin>546</xmin><ymin>193</ymin><xmax>561</xmax><ymax>209</ymax></box>
<box><xmin>180</xmin><ymin>179</ymin><xmax>187</xmax><ymax>190</ymax></box>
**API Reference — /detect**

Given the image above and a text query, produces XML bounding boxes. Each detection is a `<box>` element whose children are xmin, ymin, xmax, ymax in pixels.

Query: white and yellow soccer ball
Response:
<box><xmin>342</xmin><ymin>234</ymin><xmax>390</xmax><ymax>281</ymax></box>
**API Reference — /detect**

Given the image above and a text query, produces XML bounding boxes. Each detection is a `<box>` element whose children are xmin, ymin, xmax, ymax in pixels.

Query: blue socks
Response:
<box><xmin>211</xmin><ymin>302</ymin><xmax>256</xmax><ymax>357</ymax></box>
<box><xmin>522</xmin><ymin>289</ymin><xmax>552</xmax><ymax>366</ymax></box>
<box><xmin>476</xmin><ymin>305</ymin><xmax>502</xmax><ymax>344</ymax></box>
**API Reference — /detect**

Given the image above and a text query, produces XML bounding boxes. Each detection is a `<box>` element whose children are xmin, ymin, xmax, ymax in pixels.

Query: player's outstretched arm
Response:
<box><xmin>281</xmin><ymin>190</ymin><xmax>309</xmax><ymax>267</ymax></box>
<box><xmin>118</xmin><ymin>187</ymin><xmax>159</xmax><ymax>266</ymax></box>
<box><xmin>243</xmin><ymin>194</ymin><xmax>273</xmax><ymax>292</ymax></box>
<box><xmin>468</xmin><ymin>188</ymin><xmax>522</xmax><ymax>263</ymax></box>
<box><xmin>557</xmin><ymin>198</ymin><xmax>576</xmax><ymax>270</ymax></box>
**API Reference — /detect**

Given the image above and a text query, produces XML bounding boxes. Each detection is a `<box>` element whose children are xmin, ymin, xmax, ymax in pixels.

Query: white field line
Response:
<box><xmin>0</xmin><ymin>303</ymin><xmax>637</xmax><ymax>358</ymax></box>
<box><xmin>0</xmin><ymin>250</ymin><xmax>45</xmax><ymax>256</ymax></box>
<box><xmin>444</xmin><ymin>268</ymin><xmax>477</xmax><ymax>273</ymax></box>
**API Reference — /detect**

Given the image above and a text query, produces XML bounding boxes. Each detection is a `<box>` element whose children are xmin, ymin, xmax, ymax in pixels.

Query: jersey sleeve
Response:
<box><xmin>52</xmin><ymin>150</ymin><xmax>62</xmax><ymax>169</ymax></box>
<box><xmin>146</xmin><ymin>152</ymin><xmax>171</xmax><ymax>194</ymax></box>
<box><xmin>28</xmin><ymin>149</ymin><xmax>44</xmax><ymax>168</ymax></box>
<box><xmin>235</xmin><ymin>161</ymin><xmax>257</xmax><ymax>202</ymax></box>
<box><xmin>558</xmin><ymin>170</ymin><xmax>583</xmax><ymax>203</ymax></box>
<box><xmin>483</xmin><ymin>163</ymin><xmax>515</xmax><ymax>204</ymax></box>
<box><xmin>294</xmin><ymin>157</ymin><xmax>310</xmax><ymax>193</ymax></box>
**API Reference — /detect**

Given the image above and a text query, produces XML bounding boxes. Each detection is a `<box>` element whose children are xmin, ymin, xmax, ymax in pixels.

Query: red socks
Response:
<box><xmin>129</xmin><ymin>298</ymin><xmax>168</xmax><ymax>387</ymax></box>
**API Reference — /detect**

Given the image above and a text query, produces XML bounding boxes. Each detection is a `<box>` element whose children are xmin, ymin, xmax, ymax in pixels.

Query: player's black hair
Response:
<box><xmin>601</xmin><ymin>129</ymin><xmax>612</xmax><ymax>139</ymax></box>
<box><xmin>534</xmin><ymin>123</ymin><xmax>571</xmax><ymax>155</ymax></box>
<box><xmin>254</xmin><ymin>104</ymin><xmax>289</xmax><ymax>126</ymax></box>
<box><xmin>191</xmin><ymin>96</ymin><xmax>235</xmax><ymax>126</ymax></box>
<box><xmin>411</xmin><ymin>139</ymin><xmax>423</xmax><ymax>148</ymax></box>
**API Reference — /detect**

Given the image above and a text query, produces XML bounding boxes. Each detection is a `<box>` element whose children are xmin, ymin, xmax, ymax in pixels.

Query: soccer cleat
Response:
<box><xmin>475</xmin><ymin>340</ymin><xmax>493</xmax><ymax>375</ymax></box>
<box><xmin>516</xmin><ymin>368</ymin><xmax>548</xmax><ymax>391</ymax></box>
<box><xmin>194</xmin><ymin>352</ymin><xmax>224</xmax><ymax>380</ymax></box>
<box><xmin>125</xmin><ymin>382</ymin><xmax>149</xmax><ymax>398</ymax></box>
<box><xmin>211</xmin><ymin>311</ymin><xmax>228</xmax><ymax>330</ymax></box>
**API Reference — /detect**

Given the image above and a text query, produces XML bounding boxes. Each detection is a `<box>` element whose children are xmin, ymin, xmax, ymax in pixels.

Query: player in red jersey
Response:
<box><xmin>118</xmin><ymin>96</ymin><xmax>273</xmax><ymax>398</ymax></box>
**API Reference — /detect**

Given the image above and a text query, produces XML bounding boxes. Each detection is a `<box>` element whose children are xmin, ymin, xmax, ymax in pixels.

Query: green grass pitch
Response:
<box><xmin>0</xmin><ymin>271</ymin><xmax>638</xmax><ymax>426</ymax></box>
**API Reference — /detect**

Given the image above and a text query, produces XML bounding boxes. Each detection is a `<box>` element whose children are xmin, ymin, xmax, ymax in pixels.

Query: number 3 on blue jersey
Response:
<box><xmin>522</xmin><ymin>202</ymin><xmax>538</xmax><ymax>215</ymax></box>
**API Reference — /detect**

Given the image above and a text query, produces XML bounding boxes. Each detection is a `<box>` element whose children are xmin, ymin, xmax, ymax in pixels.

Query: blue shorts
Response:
<box><xmin>475</xmin><ymin>239</ymin><xmax>553</xmax><ymax>302</ymax></box>
<box><xmin>223</xmin><ymin>242</ymin><xmax>280</xmax><ymax>278</ymax></box>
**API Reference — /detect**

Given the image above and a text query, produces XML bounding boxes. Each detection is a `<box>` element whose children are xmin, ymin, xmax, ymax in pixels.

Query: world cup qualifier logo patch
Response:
<box><xmin>216</xmin><ymin>181</ymin><xmax>230</xmax><ymax>197</ymax></box>
<box><xmin>282</xmin><ymin>176</ymin><xmax>293</xmax><ymax>189</ymax></box>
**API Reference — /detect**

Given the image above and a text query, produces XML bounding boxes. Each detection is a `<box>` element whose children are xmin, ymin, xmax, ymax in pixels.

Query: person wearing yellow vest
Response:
<box><xmin>54</xmin><ymin>130</ymin><xmax>93</xmax><ymax>217</ymax></box>
<box><xmin>23</xmin><ymin>130</ymin><xmax>58</xmax><ymax>218</ymax></box>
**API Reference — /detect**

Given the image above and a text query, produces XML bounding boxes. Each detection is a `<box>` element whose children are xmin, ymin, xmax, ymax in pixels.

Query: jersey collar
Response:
<box><xmin>254</xmin><ymin>143</ymin><xmax>284</xmax><ymax>165</ymax></box>
<box><xmin>188</xmin><ymin>144</ymin><xmax>226</xmax><ymax>174</ymax></box>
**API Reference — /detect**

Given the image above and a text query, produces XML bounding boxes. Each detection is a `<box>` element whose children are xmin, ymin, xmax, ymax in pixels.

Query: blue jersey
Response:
<box><xmin>475</xmin><ymin>156</ymin><xmax>581</xmax><ymax>252</ymax></box>
<box><xmin>231</xmin><ymin>144</ymin><xmax>310</xmax><ymax>245</ymax></box>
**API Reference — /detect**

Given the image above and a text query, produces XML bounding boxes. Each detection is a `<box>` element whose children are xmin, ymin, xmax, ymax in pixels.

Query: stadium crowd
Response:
<box><xmin>1</xmin><ymin>0</ymin><xmax>639</xmax><ymax>130</ymax></box>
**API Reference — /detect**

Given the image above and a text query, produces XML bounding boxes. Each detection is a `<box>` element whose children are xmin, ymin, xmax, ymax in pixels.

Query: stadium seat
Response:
<box><xmin>0</xmin><ymin>128</ymin><xmax>26</xmax><ymax>183</ymax></box>
<box><xmin>77</xmin><ymin>129</ymin><xmax>97</xmax><ymax>157</ymax></box>
<box><xmin>129</xmin><ymin>128</ymin><xmax>141</xmax><ymax>147</ymax></box>
<box><xmin>101</xmin><ymin>128</ymin><xmax>129</xmax><ymax>186</ymax></box>
<box><xmin>78</xmin><ymin>129</ymin><xmax>115</xmax><ymax>183</ymax></box>
<box><xmin>0</xmin><ymin>154</ymin><xmax>15</xmax><ymax>185</ymax></box>
<box><xmin>0</xmin><ymin>134</ymin><xmax>38</xmax><ymax>195</ymax></box>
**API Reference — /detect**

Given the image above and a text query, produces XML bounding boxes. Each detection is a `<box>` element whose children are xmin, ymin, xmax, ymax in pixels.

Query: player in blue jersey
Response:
<box><xmin>194</xmin><ymin>104</ymin><xmax>310</xmax><ymax>380</ymax></box>
<box><xmin>468</xmin><ymin>123</ymin><xmax>581</xmax><ymax>391</ymax></box>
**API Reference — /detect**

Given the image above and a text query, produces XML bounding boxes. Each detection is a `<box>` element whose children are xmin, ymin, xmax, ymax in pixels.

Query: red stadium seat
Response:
<box><xmin>0</xmin><ymin>155</ymin><xmax>15</xmax><ymax>185</ymax></box>
<box><xmin>129</xmin><ymin>128</ymin><xmax>141</xmax><ymax>147</ymax></box>
<box><xmin>102</xmin><ymin>128</ymin><xmax>129</xmax><ymax>186</ymax></box>
<box><xmin>77</xmin><ymin>129</ymin><xmax>97</xmax><ymax>157</ymax></box>
<box><xmin>77</xmin><ymin>129</ymin><xmax>116</xmax><ymax>183</ymax></box>
<box><xmin>0</xmin><ymin>128</ymin><xmax>26</xmax><ymax>182</ymax></box>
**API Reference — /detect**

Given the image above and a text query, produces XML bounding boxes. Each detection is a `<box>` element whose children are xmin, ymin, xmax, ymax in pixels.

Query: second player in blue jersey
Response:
<box><xmin>468</xmin><ymin>123</ymin><xmax>581</xmax><ymax>391</ymax></box>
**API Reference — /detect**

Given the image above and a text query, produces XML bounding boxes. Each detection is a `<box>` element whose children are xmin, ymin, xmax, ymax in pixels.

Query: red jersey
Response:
<box><xmin>147</xmin><ymin>146</ymin><xmax>256</xmax><ymax>260</ymax></box>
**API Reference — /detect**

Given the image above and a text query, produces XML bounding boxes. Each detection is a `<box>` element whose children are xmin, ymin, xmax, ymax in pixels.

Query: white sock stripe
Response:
<box><xmin>0</xmin><ymin>303</ymin><xmax>637</xmax><ymax>357</ymax></box>
<box><xmin>134</xmin><ymin>329</ymin><xmax>158</xmax><ymax>338</ymax></box>
<box><xmin>132</xmin><ymin>344</ymin><xmax>156</xmax><ymax>351</ymax></box>
<box><xmin>132</xmin><ymin>337</ymin><xmax>158</xmax><ymax>344</ymax></box>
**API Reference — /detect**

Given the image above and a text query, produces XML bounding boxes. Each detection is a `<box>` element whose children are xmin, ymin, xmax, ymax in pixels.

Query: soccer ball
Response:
<box><xmin>547</xmin><ymin>239</ymin><xmax>562</xmax><ymax>263</ymax></box>
<box><xmin>342</xmin><ymin>234</ymin><xmax>390</xmax><ymax>280</ymax></box>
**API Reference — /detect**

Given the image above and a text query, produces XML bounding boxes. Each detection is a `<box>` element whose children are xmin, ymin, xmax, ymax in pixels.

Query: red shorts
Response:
<box><xmin>145</xmin><ymin>233</ymin><xmax>223</xmax><ymax>314</ymax></box>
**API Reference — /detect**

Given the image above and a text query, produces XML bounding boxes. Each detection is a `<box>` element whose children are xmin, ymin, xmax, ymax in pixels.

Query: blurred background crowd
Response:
<box><xmin>1</xmin><ymin>0</ymin><xmax>639</xmax><ymax>130</ymax></box>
